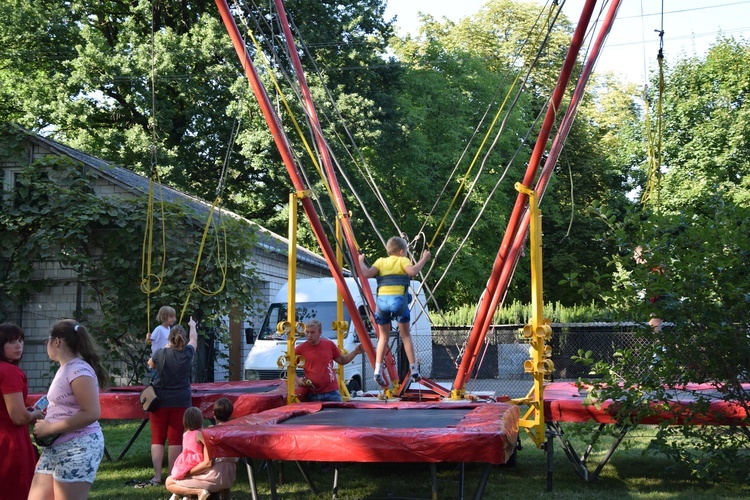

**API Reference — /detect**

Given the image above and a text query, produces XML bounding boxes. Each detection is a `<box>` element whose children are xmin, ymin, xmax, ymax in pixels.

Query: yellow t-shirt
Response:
<box><xmin>373</xmin><ymin>255</ymin><xmax>411</xmax><ymax>295</ymax></box>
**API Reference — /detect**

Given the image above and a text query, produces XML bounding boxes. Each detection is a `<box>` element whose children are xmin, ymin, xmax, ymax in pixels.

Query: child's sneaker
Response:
<box><xmin>374</xmin><ymin>373</ymin><xmax>387</xmax><ymax>387</ymax></box>
<box><xmin>411</xmin><ymin>371</ymin><xmax>422</xmax><ymax>382</ymax></box>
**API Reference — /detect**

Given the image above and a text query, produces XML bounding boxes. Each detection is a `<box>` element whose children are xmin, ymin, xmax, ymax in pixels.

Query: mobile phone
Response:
<box><xmin>34</xmin><ymin>395</ymin><xmax>49</xmax><ymax>412</ymax></box>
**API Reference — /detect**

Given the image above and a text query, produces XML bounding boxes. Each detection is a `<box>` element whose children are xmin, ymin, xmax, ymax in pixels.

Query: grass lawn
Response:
<box><xmin>88</xmin><ymin>420</ymin><xmax>748</xmax><ymax>499</ymax></box>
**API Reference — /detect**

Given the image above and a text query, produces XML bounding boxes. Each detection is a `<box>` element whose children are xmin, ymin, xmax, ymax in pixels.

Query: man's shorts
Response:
<box><xmin>375</xmin><ymin>294</ymin><xmax>410</xmax><ymax>325</ymax></box>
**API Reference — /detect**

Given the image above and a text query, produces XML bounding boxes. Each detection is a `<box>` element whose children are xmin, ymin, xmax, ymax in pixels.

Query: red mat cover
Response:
<box><xmin>26</xmin><ymin>380</ymin><xmax>287</xmax><ymax>420</ymax></box>
<box><xmin>544</xmin><ymin>381</ymin><xmax>750</xmax><ymax>425</ymax></box>
<box><xmin>203</xmin><ymin>401</ymin><xmax>520</xmax><ymax>464</ymax></box>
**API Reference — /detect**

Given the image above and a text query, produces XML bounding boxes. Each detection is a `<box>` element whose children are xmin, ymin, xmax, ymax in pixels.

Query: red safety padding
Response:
<box><xmin>26</xmin><ymin>380</ymin><xmax>287</xmax><ymax>420</ymax></box>
<box><xmin>544</xmin><ymin>381</ymin><xmax>750</xmax><ymax>425</ymax></box>
<box><xmin>203</xmin><ymin>401</ymin><xmax>520</xmax><ymax>465</ymax></box>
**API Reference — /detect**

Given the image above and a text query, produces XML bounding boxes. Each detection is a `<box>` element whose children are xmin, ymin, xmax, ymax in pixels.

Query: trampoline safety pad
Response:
<box><xmin>204</xmin><ymin>400</ymin><xmax>520</xmax><ymax>465</ymax></box>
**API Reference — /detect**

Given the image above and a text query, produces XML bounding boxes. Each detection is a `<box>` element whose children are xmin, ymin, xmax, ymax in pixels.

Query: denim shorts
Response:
<box><xmin>36</xmin><ymin>431</ymin><xmax>104</xmax><ymax>484</ymax></box>
<box><xmin>307</xmin><ymin>390</ymin><xmax>343</xmax><ymax>402</ymax></box>
<box><xmin>375</xmin><ymin>294</ymin><xmax>410</xmax><ymax>325</ymax></box>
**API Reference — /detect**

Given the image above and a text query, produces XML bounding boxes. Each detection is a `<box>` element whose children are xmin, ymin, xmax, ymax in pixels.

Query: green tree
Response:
<box><xmin>540</xmin><ymin>74</ymin><xmax>640</xmax><ymax>305</ymax></box>
<box><xmin>657</xmin><ymin>37</ymin><xmax>750</xmax><ymax>212</ymax></box>
<box><xmin>373</xmin><ymin>21</ymin><xmax>532</xmax><ymax>310</ymax></box>
<box><xmin>370</xmin><ymin>0</ymin><xmax>631</xmax><ymax>310</ymax></box>
<box><xmin>563</xmin><ymin>39</ymin><xmax>750</xmax><ymax>478</ymax></box>
<box><xmin>574</xmin><ymin>199</ymin><xmax>750</xmax><ymax>482</ymax></box>
<box><xmin>0</xmin><ymin>0</ymin><xmax>398</xmax><ymax>233</ymax></box>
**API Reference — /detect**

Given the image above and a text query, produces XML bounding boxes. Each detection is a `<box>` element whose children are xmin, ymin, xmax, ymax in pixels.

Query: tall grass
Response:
<box><xmin>432</xmin><ymin>299</ymin><xmax>614</xmax><ymax>326</ymax></box>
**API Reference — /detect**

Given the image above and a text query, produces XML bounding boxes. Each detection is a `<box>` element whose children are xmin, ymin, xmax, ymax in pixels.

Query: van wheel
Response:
<box><xmin>347</xmin><ymin>378</ymin><xmax>361</xmax><ymax>393</ymax></box>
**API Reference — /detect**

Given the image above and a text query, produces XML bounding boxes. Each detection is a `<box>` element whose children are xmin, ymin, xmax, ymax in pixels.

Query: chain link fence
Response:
<box><xmin>427</xmin><ymin>323</ymin><xmax>649</xmax><ymax>398</ymax></box>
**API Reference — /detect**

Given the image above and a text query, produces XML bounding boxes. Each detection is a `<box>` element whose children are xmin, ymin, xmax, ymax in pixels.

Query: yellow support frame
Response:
<box><xmin>334</xmin><ymin>219</ymin><xmax>352</xmax><ymax>399</ymax></box>
<box><xmin>282</xmin><ymin>191</ymin><xmax>310</xmax><ymax>404</ymax></box>
<box><xmin>511</xmin><ymin>183</ymin><xmax>553</xmax><ymax>448</ymax></box>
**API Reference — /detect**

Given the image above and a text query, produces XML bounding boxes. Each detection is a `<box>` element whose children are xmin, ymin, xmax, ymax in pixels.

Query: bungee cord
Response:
<box><xmin>422</xmin><ymin>0</ymin><xmax>564</xmax><ymax>252</ymax></box>
<box><xmin>141</xmin><ymin>0</ymin><xmax>167</xmax><ymax>336</ymax></box>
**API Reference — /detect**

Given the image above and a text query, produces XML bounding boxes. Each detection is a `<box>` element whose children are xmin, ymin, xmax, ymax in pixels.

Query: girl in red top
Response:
<box><xmin>0</xmin><ymin>323</ymin><xmax>45</xmax><ymax>499</ymax></box>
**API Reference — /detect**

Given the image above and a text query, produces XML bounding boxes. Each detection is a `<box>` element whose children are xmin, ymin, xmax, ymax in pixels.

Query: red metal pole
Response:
<box><xmin>453</xmin><ymin>0</ymin><xmax>599</xmax><ymax>391</ymax></box>
<box><xmin>538</xmin><ymin>0</ymin><xmax>623</xmax><ymax>197</ymax></box>
<box><xmin>213</xmin><ymin>0</ymin><xmax>377</xmax><ymax>367</ymax></box>
<box><xmin>270</xmin><ymin>0</ymin><xmax>397</xmax><ymax>381</ymax></box>
<box><xmin>484</xmin><ymin>0</ymin><xmax>624</xmax><ymax>350</ymax></box>
<box><xmin>482</xmin><ymin>0</ymin><xmax>623</xmax><ymax>343</ymax></box>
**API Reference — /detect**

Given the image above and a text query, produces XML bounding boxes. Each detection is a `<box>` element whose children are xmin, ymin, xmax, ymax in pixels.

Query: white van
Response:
<box><xmin>243</xmin><ymin>277</ymin><xmax>432</xmax><ymax>392</ymax></box>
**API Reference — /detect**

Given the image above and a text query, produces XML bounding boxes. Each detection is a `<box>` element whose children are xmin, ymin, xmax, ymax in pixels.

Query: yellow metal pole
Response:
<box><xmin>334</xmin><ymin>220</ymin><xmax>351</xmax><ymax>399</ymax></box>
<box><xmin>512</xmin><ymin>183</ymin><xmax>552</xmax><ymax>447</ymax></box>
<box><xmin>284</xmin><ymin>192</ymin><xmax>300</xmax><ymax>404</ymax></box>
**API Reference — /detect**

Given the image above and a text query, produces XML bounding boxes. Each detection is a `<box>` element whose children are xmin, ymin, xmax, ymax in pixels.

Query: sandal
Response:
<box><xmin>132</xmin><ymin>479</ymin><xmax>161</xmax><ymax>488</ymax></box>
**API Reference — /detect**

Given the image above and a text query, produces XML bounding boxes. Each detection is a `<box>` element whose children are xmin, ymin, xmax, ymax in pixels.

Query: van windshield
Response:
<box><xmin>257</xmin><ymin>302</ymin><xmax>352</xmax><ymax>341</ymax></box>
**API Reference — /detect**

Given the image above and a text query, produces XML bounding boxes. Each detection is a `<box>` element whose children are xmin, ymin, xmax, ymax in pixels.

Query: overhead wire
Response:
<box><xmin>177</xmin><ymin>118</ymin><xmax>240</xmax><ymax>323</ymax></box>
<box><xmin>408</xmin><ymin>0</ymin><xmax>573</xmax><ymax>375</ymax></box>
<box><xmin>245</xmin><ymin>0</ymin><xmax>440</xmax><ymax>376</ymax></box>
<box><xmin>232</xmin><ymin>0</ymin><xmax>337</xmax><ymax>206</ymax></box>
<box><xmin>412</xmin><ymin>1</ymin><xmax>569</xmax><ymax>327</ymax></box>
<box><xmin>489</xmin><ymin>0</ymin><xmax>616</xmax><ymax>336</ymax></box>
<box><xmin>262</xmin><ymin>0</ymin><xmax>366</xmax><ymax>271</ymax></box>
<box><xmin>233</xmin><ymin>0</ymin><xmax>364</xmax><ymax>280</ymax></box>
<box><xmin>641</xmin><ymin>0</ymin><xmax>665</xmax><ymax>208</ymax></box>
<box><xmin>280</xmin><ymin>11</ymin><xmax>402</xmax><ymax>251</ymax></box>
<box><xmin>246</xmin><ymin>0</ymin><xmax>403</xmax><ymax>278</ymax></box>
<box><xmin>415</xmin><ymin>1</ymin><xmax>564</xmax><ymax>238</ymax></box>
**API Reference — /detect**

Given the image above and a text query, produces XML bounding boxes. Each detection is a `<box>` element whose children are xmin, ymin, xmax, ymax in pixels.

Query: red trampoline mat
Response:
<box><xmin>204</xmin><ymin>401</ymin><xmax>520</xmax><ymax>464</ymax></box>
<box><xmin>25</xmin><ymin>380</ymin><xmax>287</xmax><ymax>420</ymax></box>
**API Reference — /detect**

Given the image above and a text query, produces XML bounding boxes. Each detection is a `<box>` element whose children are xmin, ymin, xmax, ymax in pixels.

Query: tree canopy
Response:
<box><xmin>2</xmin><ymin>0</ymin><xmax>748</xmax><ymax>320</ymax></box>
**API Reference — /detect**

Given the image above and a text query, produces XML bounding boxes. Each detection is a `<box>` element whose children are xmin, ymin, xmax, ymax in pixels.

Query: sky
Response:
<box><xmin>383</xmin><ymin>0</ymin><xmax>750</xmax><ymax>84</ymax></box>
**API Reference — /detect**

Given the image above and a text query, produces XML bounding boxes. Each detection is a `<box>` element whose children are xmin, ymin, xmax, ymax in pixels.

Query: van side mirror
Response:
<box><xmin>245</xmin><ymin>327</ymin><xmax>255</xmax><ymax>344</ymax></box>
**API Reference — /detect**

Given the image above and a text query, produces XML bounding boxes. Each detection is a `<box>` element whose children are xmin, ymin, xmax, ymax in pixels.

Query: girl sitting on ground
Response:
<box><xmin>170</xmin><ymin>407</ymin><xmax>208</xmax><ymax>481</ymax></box>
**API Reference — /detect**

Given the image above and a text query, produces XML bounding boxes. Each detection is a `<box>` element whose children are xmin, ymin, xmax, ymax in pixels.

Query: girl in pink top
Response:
<box><xmin>170</xmin><ymin>407</ymin><xmax>209</xmax><ymax>480</ymax></box>
<box><xmin>29</xmin><ymin>319</ymin><xmax>110</xmax><ymax>500</ymax></box>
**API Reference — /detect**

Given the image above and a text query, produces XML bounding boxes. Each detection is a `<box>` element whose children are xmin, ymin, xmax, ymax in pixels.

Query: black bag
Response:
<box><xmin>35</xmin><ymin>432</ymin><xmax>62</xmax><ymax>447</ymax></box>
<box><xmin>139</xmin><ymin>384</ymin><xmax>159</xmax><ymax>412</ymax></box>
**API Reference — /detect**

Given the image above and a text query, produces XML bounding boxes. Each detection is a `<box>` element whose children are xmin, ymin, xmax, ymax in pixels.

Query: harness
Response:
<box><xmin>375</xmin><ymin>274</ymin><xmax>411</xmax><ymax>295</ymax></box>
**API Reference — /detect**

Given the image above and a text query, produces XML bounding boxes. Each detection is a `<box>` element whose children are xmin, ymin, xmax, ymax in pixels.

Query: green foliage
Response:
<box><xmin>566</xmin><ymin>196</ymin><xmax>750</xmax><ymax>482</ymax></box>
<box><xmin>0</xmin><ymin>130</ymin><xmax>261</xmax><ymax>384</ymax></box>
<box><xmin>568</xmin><ymin>41</ymin><xmax>750</xmax><ymax>474</ymax></box>
<box><xmin>432</xmin><ymin>299</ymin><xmax>612</xmax><ymax>326</ymax></box>
<box><xmin>659</xmin><ymin>38</ymin><xmax>750</xmax><ymax>212</ymax></box>
<box><xmin>0</xmin><ymin>0</ymin><xmax>398</xmax><ymax>232</ymax></box>
<box><xmin>0</xmin><ymin>0</ymin><xmax>630</xmax><ymax>314</ymax></box>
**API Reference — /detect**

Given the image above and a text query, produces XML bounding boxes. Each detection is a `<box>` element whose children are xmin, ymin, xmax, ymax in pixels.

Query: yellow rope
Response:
<box><xmin>140</xmin><ymin>172</ymin><xmax>167</xmax><ymax>296</ymax></box>
<box><xmin>236</xmin><ymin>4</ymin><xmax>364</xmax><ymax>250</ymax></box>
<box><xmin>178</xmin><ymin>201</ymin><xmax>229</xmax><ymax>324</ymax></box>
<box><xmin>141</xmin><ymin>2</ymin><xmax>166</xmax><ymax>335</ymax></box>
<box><xmin>642</xmin><ymin>48</ymin><xmax>665</xmax><ymax>207</ymax></box>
